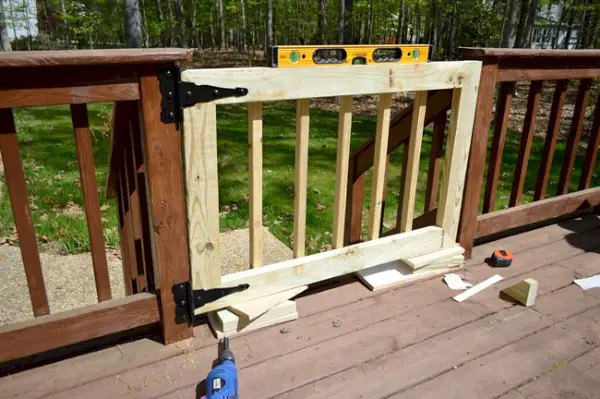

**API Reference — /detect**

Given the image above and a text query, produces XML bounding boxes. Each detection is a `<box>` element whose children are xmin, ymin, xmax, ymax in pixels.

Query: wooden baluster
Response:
<box><xmin>379</xmin><ymin>154</ymin><xmax>391</xmax><ymax>236</ymax></box>
<box><xmin>333</xmin><ymin>96</ymin><xmax>353</xmax><ymax>249</ymax></box>
<box><xmin>294</xmin><ymin>99</ymin><xmax>310</xmax><ymax>257</ymax></box>
<box><xmin>116</xmin><ymin>173</ymin><xmax>134</xmax><ymax>296</ymax></box>
<box><xmin>119</xmin><ymin>161</ymin><xmax>139</xmax><ymax>294</ymax></box>
<box><xmin>129</xmin><ymin>103</ymin><xmax>155</xmax><ymax>289</ymax></box>
<box><xmin>510</xmin><ymin>81</ymin><xmax>543</xmax><ymax>207</ymax></box>
<box><xmin>142</xmin><ymin>70</ymin><xmax>193</xmax><ymax>342</ymax></box>
<box><xmin>0</xmin><ymin>108</ymin><xmax>49</xmax><ymax>316</ymax></box>
<box><xmin>483</xmin><ymin>82</ymin><xmax>515</xmax><ymax>213</ymax></box>
<box><xmin>535</xmin><ymin>80</ymin><xmax>568</xmax><ymax>200</ymax></box>
<box><xmin>400</xmin><ymin>91</ymin><xmax>428</xmax><ymax>232</ymax></box>
<box><xmin>123</xmin><ymin>134</ymin><xmax>146</xmax><ymax>292</ymax></box>
<box><xmin>438</xmin><ymin>83</ymin><xmax>480</xmax><ymax>241</ymax></box>
<box><xmin>248</xmin><ymin>102</ymin><xmax>263</xmax><ymax>267</ymax></box>
<box><xmin>424</xmin><ymin>112</ymin><xmax>446</xmax><ymax>213</ymax></box>
<box><xmin>558</xmin><ymin>79</ymin><xmax>592</xmax><ymax>195</ymax></box>
<box><xmin>579</xmin><ymin>97</ymin><xmax>600</xmax><ymax>190</ymax></box>
<box><xmin>368</xmin><ymin>93</ymin><xmax>392</xmax><ymax>240</ymax></box>
<box><xmin>183</xmin><ymin>101</ymin><xmax>221</xmax><ymax>290</ymax></box>
<box><xmin>70</xmin><ymin>104</ymin><xmax>112</xmax><ymax>302</ymax></box>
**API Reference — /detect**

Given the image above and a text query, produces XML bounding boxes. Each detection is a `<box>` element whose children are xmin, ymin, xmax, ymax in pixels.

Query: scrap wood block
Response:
<box><xmin>208</xmin><ymin>300</ymin><xmax>297</xmax><ymax>338</ymax></box>
<box><xmin>502</xmin><ymin>278</ymin><xmax>538</xmax><ymax>306</ymax></box>
<box><xmin>228</xmin><ymin>285</ymin><xmax>307</xmax><ymax>322</ymax></box>
<box><xmin>404</xmin><ymin>245</ymin><xmax>465</xmax><ymax>271</ymax></box>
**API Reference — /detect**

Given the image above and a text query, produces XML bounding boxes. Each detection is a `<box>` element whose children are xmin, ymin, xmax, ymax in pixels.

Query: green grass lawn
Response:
<box><xmin>1</xmin><ymin>102</ymin><xmax>599</xmax><ymax>255</ymax></box>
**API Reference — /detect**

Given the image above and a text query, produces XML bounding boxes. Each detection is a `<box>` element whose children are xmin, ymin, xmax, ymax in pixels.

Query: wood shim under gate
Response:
<box><xmin>181</xmin><ymin>61</ymin><xmax>482</xmax><ymax>315</ymax></box>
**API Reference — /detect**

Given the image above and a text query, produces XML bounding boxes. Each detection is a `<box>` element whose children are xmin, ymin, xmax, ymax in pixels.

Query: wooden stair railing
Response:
<box><xmin>344</xmin><ymin>90</ymin><xmax>454</xmax><ymax>245</ymax></box>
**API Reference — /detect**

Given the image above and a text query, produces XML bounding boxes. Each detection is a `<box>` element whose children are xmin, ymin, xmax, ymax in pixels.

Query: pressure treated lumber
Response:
<box><xmin>453</xmin><ymin>274</ymin><xmax>503</xmax><ymax>302</ymax></box>
<box><xmin>181</xmin><ymin>62</ymin><xmax>482</xmax><ymax>104</ymax></box>
<box><xmin>356</xmin><ymin>261</ymin><xmax>454</xmax><ymax>292</ymax></box>
<box><xmin>293</xmin><ymin>99</ymin><xmax>310</xmax><ymax>258</ymax></box>
<box><xmin>368</xmin><ymin>93</ymin><xmax>392</xmax><ymax>240</ymax></box>
<box><xmin>404</xmin><ymin>245</ymin><xmax>465</xmax><ymax>271</ymax></box>
<box><xmin>332</xmin><ymin>96</ymin><xmax>353</xmax><ymax>249</ymax></box>
<box><xmin>209</xmin><ymin>300</ymin><xmax>298</xmax><ymax>338</ymax></box>
<box><xmin>502</xmin><ymin>278</ymin><xmax>538</xmax><ymax>306</ymax></box>
<box><xmin>194</xmin><ymin>226</ymin><xmax>453</xmax><ymax>314</ymax></box>
<box><xmin>248</xmin><ymin>102</ymin><xmax>263</xmax><ymax>267</ymax></box>
<box><xmin>400</xmin><ymin>91</ymin><xmax>427</xmax><ymax>232</ymax></box>
<box><xmin>183</xmin><ymin>102</ymin><xmax>221</xmax><ymax>289</ymax></box>
<box><xmin>229</xmin><ymin>285</ymin><xmax>308</xmax><ymax>321</ymax></box>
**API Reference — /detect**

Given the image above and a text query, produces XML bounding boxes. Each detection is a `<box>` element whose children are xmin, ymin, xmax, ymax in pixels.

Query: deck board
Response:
<box><xmin>1</xmin><ymin>215</ymin><xmax>599</xmax><ymax>399</ymax></box>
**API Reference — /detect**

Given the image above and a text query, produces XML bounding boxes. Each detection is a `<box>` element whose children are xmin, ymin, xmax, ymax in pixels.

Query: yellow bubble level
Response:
<box><xmin>268</xmin><ymin>44</ymin><xmax>431</xmax><ymax>68</ymax></box>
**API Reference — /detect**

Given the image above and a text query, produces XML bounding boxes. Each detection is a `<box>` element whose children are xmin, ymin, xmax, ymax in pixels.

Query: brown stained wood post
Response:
<box><xmin>425</xmin><ymin>113</ymin><xmax>446</xmax><ymax>212</ymax></box>
<box><xmin>129</xmin><ymin>103</ymin><xmax>156</xmax><ymax>290</ymax></box>
<box><xmin>70</xmin><ymin>104</ymin><xmax>112</xmax><ymax>302</ymax></box>
<box><xmin>558</xmin><ymin>79</ymin><xmax>593</xmax><ymax>196</ymax></box>
<box><xmin>118</xmin><ymin>172</ymin><xmax>139</xmax><ymax>294</ymax></box>
<box><xmin>138</xmin><ymin>66</ymin><xmax>193</xmax><ymax>343</ymax></box>
<box><xmin>509</xmin><ymin>81</ymin><xmax>543</xmax><ymax>207</ymax></box>
<box><xmin>124</xmin><ymin>129</ymin><xmax>147</xmax><ymax>293</ymax></box>
<box><xmin>579</xmin><ymin>97</ymin><xmax>600</xmax><ymax>190</ymax></box>
<box><xmin>483</xmin><ymin>81</ymin><xmax>515</xmax><ymax>214</ymax></box>
<box><xmin>0</xmin><ymin>108</ymin><xmax>50</xmax><ymax>317</ymax></box>
<box><xmin>347</xmin><ymin>173</ymin><xmax>365</xmax><ymax>245</ymax></box>
<box><xmin>457</xmin><ymin>62</ymin><xmax>499</xmax><ymax>258</ymax></box>
<box><xmin>535</xmin><ymin>80</ymin><xmax>568</xmax><ymax>201</ymax></box>
<box><xmin>379</xmin><ymin>154</ymin><xmax>391</xmax><ymax>236</ymax></box>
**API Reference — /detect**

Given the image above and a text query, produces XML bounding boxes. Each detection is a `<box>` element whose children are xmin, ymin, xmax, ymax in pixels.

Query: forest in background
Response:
<box><xmin>0</xmin><ymin>0</ymin><xmax>599</xmax><ymax>58</ymax></box>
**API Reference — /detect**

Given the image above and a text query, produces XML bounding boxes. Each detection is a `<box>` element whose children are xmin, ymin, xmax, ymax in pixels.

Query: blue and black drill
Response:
<box><xmin>205</xmin><ymin>337</ymin><xmax>239</xmax><ymax>399</ymax></box>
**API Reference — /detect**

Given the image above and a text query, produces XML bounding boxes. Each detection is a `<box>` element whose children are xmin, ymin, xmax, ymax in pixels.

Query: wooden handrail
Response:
<box><xmin>457</xmin><ymin>47</ymin><xmax>600</xmax><ymax>257</ymax></box>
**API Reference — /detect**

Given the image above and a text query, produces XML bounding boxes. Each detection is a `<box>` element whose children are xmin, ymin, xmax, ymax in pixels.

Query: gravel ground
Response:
<box><xmin>0</xmin><ymin>245</ymin><xmax>125</xmax><ymax>326</ymax></box>
<box><xmin>0</xmin><ymin>227</ymin><xmax>291</xmax><ymax>326</ymax></box>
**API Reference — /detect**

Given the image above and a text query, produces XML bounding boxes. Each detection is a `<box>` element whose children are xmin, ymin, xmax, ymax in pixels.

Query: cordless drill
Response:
<box><xmin>206</xmin><ymin>337</ymin><xmax>239</xmax><ymax>399</ymax></box>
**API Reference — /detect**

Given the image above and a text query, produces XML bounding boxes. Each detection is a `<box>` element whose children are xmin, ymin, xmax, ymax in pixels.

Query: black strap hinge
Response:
<box><xmin>158</xmin><ymin>67</ymin><xmax>249</xmax><ymax>124</ymax></box>
<box><xmin>172</xmin><ymin>281</ymin><xmax>250</xmax><ymax>324</ymax></box>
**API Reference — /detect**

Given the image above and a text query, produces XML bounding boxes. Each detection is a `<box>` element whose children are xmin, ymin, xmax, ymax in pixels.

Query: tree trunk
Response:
<box><xmin>552</xmin><ymin>2</ymin><xmax>566</xmax><ymax>48</ymax></box>
<box><xmin>396</xmin><ymin>0</ymin><xmax>404</xmax><ymax>43</ymax></box>
<box><xmin>514</xmin><ymin>0</ymin><xmax>530</xmax><ymax>48</ymax></box>
<box><xmin>501</xmin><ymin>0</ymin><xmax>518</xmax><ymax>47</ymax></box>
<box><xmin>338</xmin><ymin>0</ymin><xmax>344</xmax><ymax>43</ymax></box>
<box><xmin>140</xmin><ymin>0</ymin><xmax>150</xmax><ymax>47</ymax></box>
<box><xmin>240</xmin><ymin>0</ymin><xmax>247</xmax><ymax>50</ymax></box>
<box><xmin>166</xmin><ymin>0</ymin><xmax>176</xmax><ymax>46</ymax></box>
<box><xmin>344</xmin><ymin>0</ymin><xmax>353</xmax><ymax>43</ymax></box>
<box><xmin>319</xmin><ymin>0</ymin><xmax>327</xmax><ymax>43</ymax></box>
<box><xmin>154</xmin><ymin>0</ymin><xmax>164</xmax><ymax>46</ymax></box>
<box><xmin>217</xmin><ymin>0</ymin><xmax>225</xmax><ymax>49</ymax></box>
<box><xmin>564</xmin><ymin>6</ymin><xmax>576</xmax><ymax>49</ymax></box>
<box><xmin>576</xmin><ymin>0</ymin><xmax>588</xmax><ymax>48</ymax></box>
<box><xmin>266</xmin><ymin>0</ymin><xmax>273</xmax><ymax>52</ymax></box>
<box><xmin>124</xmin><ymin>0</ymin><xmax>143</xmax><ymax>48</ymax></box>
<box><xmin>523</xmin><ymin>0</ymin><xmax>538</xmax><ymax>47</ymax></box>
<box><xmin>175</xmin><ymin>0</ymin><xmax>186</xmax><ymax>47</ymax></box>
<box><xmin>0</xmin><ymin>0</ymin><xmax>11</xmax><ymax>51</ymax></box>
<box><xmin>367</xmin><ymin>0</ymin><xmax>372</xmax><ymax>43</ymax></box>
<box><xmin>59</xmin><ymin>0</ymin><xmax>71</xmax><ymax>48</ymax></box>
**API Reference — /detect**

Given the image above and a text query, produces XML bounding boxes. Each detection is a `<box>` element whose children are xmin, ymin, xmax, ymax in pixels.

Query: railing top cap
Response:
<box><xmin>0</xmin><ymin>48</ymin><xmax>193</xmax><ymax>68</ymax></box>
<box><xmin>459</xmin><ymin>47</ymin><xmax>600</xmax><ymax>60</ymax></box>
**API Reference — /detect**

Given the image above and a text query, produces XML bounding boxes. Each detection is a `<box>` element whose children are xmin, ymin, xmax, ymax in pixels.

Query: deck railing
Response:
<box><xmin>457</xmin><ymin>48</ymin><xmax>600</xmax><ymax>256</ymax></box>
<box><xmin>0</xmin><ymin>49</ymin><xmax>194</xmax><ymax>364</ymax></box>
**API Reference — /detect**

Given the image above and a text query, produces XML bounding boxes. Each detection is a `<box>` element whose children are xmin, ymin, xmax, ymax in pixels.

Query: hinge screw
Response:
<box><xmin>213</xmin><ymin>89</ymin><xmax>219</xmax><ymax>96</ymax></box>
<box><xmin>186</xmin><ymin>90</ymin><xmax>192</xmax><ymax>97</ymax></box>
<box><xmin>167</xmin><ymin>91</ymin><xmax>173</xmax><ymax>99</ymax></box>
<box><xmin>165</xmin><ymin>70</ymin><xmax>172</xmax><ymax>78</ymax></box>
<box><xmin>169</xmin><ymin>111</ymin><xmax>175</xmax><ymax>119</ymax></box>
<box><xmin>180</xmin><ymin>300</ymin><xmax>186</xmax><ymax>306</ymax></box>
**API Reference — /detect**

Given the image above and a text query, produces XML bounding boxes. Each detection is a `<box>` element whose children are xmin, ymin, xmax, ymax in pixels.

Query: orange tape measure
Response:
<box><xmin>491</xmin><ymin>249</ymin><xmax>513</xmax><ymax>267</ymax></box>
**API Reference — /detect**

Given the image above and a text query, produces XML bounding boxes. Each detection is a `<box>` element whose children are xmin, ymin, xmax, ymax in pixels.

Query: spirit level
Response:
<box><xmin>268</xmin><ymin>44</ymin><xmax>431</xmax><ymax>68</ymax></box>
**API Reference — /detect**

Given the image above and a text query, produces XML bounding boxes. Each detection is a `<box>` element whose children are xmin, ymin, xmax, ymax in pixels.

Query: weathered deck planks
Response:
<box><xmin>1</xmin><ymin>216</ymin><xmax>599</xmax><ymax>399</ymax></box>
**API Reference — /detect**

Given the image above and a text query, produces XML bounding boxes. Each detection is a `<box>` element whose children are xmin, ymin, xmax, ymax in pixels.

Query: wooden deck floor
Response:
<box><xmin>2</xmin><ymin>215</ymin><xmax>600</xmax><ymax>398</ymax></box>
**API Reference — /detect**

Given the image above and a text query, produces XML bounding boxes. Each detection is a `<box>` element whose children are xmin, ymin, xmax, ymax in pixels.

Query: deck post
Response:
<box><xmin>138</xmin><ymin>64</ymin><xmax>193</xmax><ymax>343</ymax></box>
<box><xmin>457</xmin><ymin>61</ymin><xmax>498</xmax><ymax>258</ymax></box>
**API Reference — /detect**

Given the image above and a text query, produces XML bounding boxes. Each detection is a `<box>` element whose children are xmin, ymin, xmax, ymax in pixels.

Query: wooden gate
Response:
<box><xmin>181</xmin><ymin>61</ymin><xmax>482</xmax><ymax>315</ymax></box>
